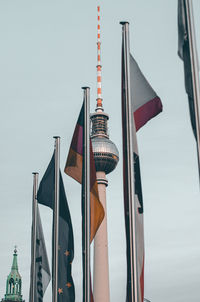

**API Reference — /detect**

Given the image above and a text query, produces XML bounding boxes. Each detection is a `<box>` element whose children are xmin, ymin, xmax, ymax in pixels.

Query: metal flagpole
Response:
<box><xmin>185</xmin><ymin>0</ymin><xmax>200</xmax><ymax>178</ymax></box>
<box><xmin>30</xmin><ymin>172</ymin><xmax>39</xmax><ymax>302</ymax></box>
<box><xmin>52</xmin><ymin>137</ymin><xmax>60</xmax><ymax>302</ymax></box>
<box><xmin>120</xmin><ymin>21</ymin><xmax>139</xmax><ymax>302</ymax></box>
<box><xmin>82</xmin><ymin>87</ymin><xmax>91</xmax><ymax>302</ymax></box>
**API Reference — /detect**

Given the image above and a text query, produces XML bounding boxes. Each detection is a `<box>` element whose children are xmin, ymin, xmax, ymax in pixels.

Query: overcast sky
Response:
<box><xmin>0</xmin><ymin>0</ymin><xmax>200</xmax><ymax>301</ymax></box>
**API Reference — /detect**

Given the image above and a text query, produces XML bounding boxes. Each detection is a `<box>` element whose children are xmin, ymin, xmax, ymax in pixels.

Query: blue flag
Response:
<box><xmin>37</xmin><ymin>153</ymin><xmax>75</xmax><ymax>301</ymax></box>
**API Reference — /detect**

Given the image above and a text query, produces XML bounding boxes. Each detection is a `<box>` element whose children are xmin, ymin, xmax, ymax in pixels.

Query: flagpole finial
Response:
<box><xmin>120</xmin><ymin>21</ymin><xmax>129</xmax><ymax>25</ymax></box>
<box><xmin>53</xmin><ymin>136</ymin><xmax>60</xmax><ymax>139</ymax></box>
<box><xmin>82</xmin><ymin>86</ymin><xmax>90</xmax><ymax>90</ymax></box>
<box><xmin>32</xmin><ymin>172</ymin><xmax>39</xmax><ymax>175</ymax></box>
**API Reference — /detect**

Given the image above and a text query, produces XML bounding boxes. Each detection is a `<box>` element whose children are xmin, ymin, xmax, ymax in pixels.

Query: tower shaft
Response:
<box><xmin>91</xmin><ymin>6</ymin><xmax>119</xmax><ymax>302</ymax></box>
<box><xmin>93</xmin><ymin>172</ymin><xmax>110</xmax><ymax>302</ymax></box>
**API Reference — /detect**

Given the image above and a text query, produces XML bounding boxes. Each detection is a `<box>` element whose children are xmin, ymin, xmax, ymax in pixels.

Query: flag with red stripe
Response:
<box><xmin>130</xmin><ymin>55</ymin><xmax>162</xmax><ymax>131</ymax></box>
<box><xmin>64</xmin><ymin>102</ymin><xmax>104</xmax><ymax>301</ymax></box>
<box><xmin>121</xmin><ymin>26</ymin><xmax>162</xmax><ymax>302</ymax></box>
<box><xmin>64</xmin><ymin>103</ymin><xmax>105</xmax><ymax>242</ymax></box>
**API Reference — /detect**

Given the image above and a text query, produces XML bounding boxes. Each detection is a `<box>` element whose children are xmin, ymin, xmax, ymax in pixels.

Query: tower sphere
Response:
<box><xmin>91</xmin><ymin>111</ymin><xmax>119</xmax><ymax>175</ymax></box>
<box><xmin>92</xmin><ymin>136</ymin><xmax>119</xmax><ymax>174</ymax></box>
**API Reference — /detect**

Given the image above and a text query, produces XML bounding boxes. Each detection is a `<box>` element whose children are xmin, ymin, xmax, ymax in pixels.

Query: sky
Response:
<box><xmin>0</xmin><ymin>0</ymin><xmax>200</xmax><ymax>301</ymax></box>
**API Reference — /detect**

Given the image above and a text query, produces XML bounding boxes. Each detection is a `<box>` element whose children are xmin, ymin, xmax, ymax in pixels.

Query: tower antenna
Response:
<box><xmin>96</xmin><ymin>6</ymin><xmax>103</xmax><ymax>111</ymax></box>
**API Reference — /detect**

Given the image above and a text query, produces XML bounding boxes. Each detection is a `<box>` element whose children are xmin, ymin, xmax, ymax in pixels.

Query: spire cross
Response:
<box><xmin>14</xmin><ymin>245</ymin><xmax>17</xmax><ymax>254</ymax></box>
<box><xmin>96</xmin><ymin>5</ymin><xmax>103</xmax><ymax>109</ymax></box>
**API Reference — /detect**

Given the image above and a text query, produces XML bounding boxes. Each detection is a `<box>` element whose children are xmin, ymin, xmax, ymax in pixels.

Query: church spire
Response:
<box><xmin>1</xmin><ymin>247</ymin><xmax>25</xmax><ymax>302</ymax></box>
<box><xmin>11</xmin><ymin>247</ymin><xmax>18</xmax><ymax>271</ymax></box>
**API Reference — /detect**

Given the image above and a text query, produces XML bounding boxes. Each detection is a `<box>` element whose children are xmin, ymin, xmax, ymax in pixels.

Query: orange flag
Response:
<box><xmin>64</xmin><ymin>103</ymin><xmax>104</xmax><ymax>242</ymax></box>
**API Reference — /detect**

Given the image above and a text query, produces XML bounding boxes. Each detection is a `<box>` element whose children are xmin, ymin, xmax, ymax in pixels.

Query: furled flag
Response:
<box><xmin>121</xmin><ymin>27</ymin><xmax>162</xmax><ymax>302</ymax></box>
<box><xmin>37</xmin><ymin>153</ymin><xmax>75</xmax><ymax>302</ymax></box>
<box><xmin>29</xmin><ymin>205</ymin><xmax>51</xmax><ymax>302</ymax></box>
<box><xmin>64</xmin><ymin>103</ymin><xmax>105</xmax><ymax>242</ymax></box>
<box><xmin>178</xmin><ymin>0</ymin><xmax>197</xmax><ymax>139</ymax></box>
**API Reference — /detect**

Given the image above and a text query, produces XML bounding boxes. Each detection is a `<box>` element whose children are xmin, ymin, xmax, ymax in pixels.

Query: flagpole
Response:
<box><xmin>82</xmin><ymin>87</ymin><xmax>91</xmax><ymax>302</ymax></box>
<box><xmin>52</xmin><ymin>136</ymin><xmax>60</xmax><ymax>302</ymax></box>
<box><xmin>30</xmin><ymin>172</ymin><xmax>39</xmax><ymax>302</ymax></box>
<box><xmin>120</xmin><ymin>21</ymin><xmax>139</xmax><ymax>302</ymax></box>
<box><xmin>185</xmin><ymin>0</ymin><xmax>200</xmax><ymax>178</ymax></box>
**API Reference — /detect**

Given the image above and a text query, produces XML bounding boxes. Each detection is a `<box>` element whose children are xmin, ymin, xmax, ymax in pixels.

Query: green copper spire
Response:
<box><xmin>2</xmin><ymin>247</ymin><xmax>25</xmax><ymax>302</ymax></box>
<box><xmin>11</xmin><ymin>247</ymin><xmax>18</xmax><ymax>271</ymax></box>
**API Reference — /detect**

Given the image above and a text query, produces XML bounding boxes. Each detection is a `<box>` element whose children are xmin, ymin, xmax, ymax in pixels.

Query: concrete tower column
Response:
<box><xmin>93</xmin><ymin>171</ymin><xmax>109</xmax><ymax>302</ymax></box>
<box><xmin>91</xmin><ymin>111</ymin><xmax>119</xmax><ymax>302</ymax></box>
<box><xmin>91</xmin><ymin>6</ymin><xmax>119</xmax><ymax>302</ymax></box>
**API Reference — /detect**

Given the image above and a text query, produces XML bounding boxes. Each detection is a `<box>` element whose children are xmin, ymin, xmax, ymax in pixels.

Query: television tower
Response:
<box><xmin>90</xmin><ymin>6</ymin><xmax>119</xmax><ymax>302</ymax></box>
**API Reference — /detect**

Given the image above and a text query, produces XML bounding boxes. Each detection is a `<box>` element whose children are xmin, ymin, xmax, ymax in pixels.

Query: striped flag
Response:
<box><xmin>130</xmin><ymin>55</ymin><xmax>162</xmax><ymax>131</ymax></box>
<box><xmin>65</xmin><ymin>101</ymin><xmax>104</xmax><ymax>301</ymax></box>
<box><xmin>121</xmin><ymin>24</ymin><xmax>162</xmax><ymax>302</ymax></box>
<box><xmin>64</xmin><ymin>103</ymin><xmax>105</xmax><ymax>242</ymax></box>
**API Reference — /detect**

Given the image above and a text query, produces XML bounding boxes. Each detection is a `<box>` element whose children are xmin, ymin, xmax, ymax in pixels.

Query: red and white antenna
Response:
<box><xmin>96</xmin><ymin>6</ymin><xmax>103</xmax><ymax>110</ymax></box>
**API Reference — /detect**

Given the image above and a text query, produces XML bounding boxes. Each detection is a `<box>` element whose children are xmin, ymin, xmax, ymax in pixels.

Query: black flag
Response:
<box><xmin>37</xmin><ymin>153</ymin><xmax>75</xmax><ymax>301</ymax></box>
<box><xmin>178</xmin><ymin>0</ymin><xmax>197</xmax><ymax>139</ymax></box>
